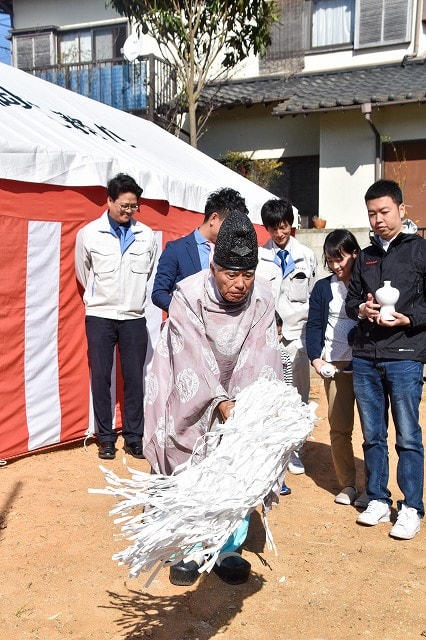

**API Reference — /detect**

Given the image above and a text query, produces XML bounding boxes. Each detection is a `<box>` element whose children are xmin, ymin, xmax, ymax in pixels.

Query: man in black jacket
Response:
<box><xmin>346</xmin><ymin>179</ymin><xmax>425</xmax><ymax>540</ymax></box>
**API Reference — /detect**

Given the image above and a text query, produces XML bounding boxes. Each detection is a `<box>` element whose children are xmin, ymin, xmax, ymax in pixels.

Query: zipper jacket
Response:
<box><xmin>345</xmin><ymin>227</ymin><xmax>426</xmax><ymax>362</ymax></box>
<box><xmin>257</xmin><ymin>236</ymin><xmax>317</xmax><ymax>340</ymax></box>
<box><xmin>75</xmin><ymin>211</ymin><xmax>157</xmax><ymax>320</ymax></box>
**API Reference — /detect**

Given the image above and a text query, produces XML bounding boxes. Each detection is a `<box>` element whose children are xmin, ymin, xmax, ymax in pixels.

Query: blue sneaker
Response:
<box><xmin>280</xmin><ymin>483</ymin><xmax>292</xmax><ymax>496</ymax></box>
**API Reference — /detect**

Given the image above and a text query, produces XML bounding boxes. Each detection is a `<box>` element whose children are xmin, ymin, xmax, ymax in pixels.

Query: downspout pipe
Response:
<box><xmin>402</xmin><ymin>0</ymin><xmax>423</xmax><ymax>65</ymax></box>
<box><xmin>361</xmin><ymin>103</ymin><xmax>382</xmax><ymax>182</ymax></box>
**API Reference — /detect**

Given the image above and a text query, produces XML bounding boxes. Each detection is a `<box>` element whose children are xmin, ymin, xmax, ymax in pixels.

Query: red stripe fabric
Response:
<box><xmin>0</xmin><ymin>180</ymin><xmax>270</xmax><ymax>460</ymax></box>
<box><xmin>0</xmin><ymin>216</ymin><xmax>29</xmax><ymax>458</ymax></box>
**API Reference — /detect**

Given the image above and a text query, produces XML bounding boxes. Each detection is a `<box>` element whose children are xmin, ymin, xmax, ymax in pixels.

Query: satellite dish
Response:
<box><xmin>122</xmin><ymin>33</ymin><xmax>143</xmax><ymax>62</ymax></box>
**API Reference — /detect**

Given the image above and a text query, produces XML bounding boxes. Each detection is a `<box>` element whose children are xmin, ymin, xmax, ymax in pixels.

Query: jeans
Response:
<box><xmin>85</xmin><ymin>316</ymin><xmax>148</xmax><ymax>445</ymax></box>
<box><xmin>353</xmin><ymin>357</ymin><xmax>424</xmax><ymax>516</ymax></box>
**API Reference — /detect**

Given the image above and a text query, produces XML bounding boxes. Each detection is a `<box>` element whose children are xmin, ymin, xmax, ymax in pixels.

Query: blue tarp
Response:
<box><xmin>37</xmin><ymin>62</ymin><xmax>147</xmax><ymax>111</ymax></box>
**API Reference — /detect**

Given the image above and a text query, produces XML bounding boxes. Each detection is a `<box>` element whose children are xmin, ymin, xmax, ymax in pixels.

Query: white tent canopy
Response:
<box><xmin>0</xmin><ymin>63</ymin><xmax>276</xmax><ymax>222</ymax></box>
<box><xmin>0</xmin><ymin>62</ymin><xmax>284</xmax><ymax>462</ymax></box>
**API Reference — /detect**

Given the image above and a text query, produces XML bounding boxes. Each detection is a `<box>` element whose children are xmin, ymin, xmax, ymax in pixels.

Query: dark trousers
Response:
<box><xmin>85</xmin><ymin>316</ymin><xmax>148</xmax><ymax>445</ymax></box>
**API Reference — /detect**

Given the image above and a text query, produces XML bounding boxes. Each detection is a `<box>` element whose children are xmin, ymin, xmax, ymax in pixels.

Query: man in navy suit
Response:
<box><xmin>152</xmin><ymin>188</ymin><xmax>249</xmax><ymax>312</ymax></box>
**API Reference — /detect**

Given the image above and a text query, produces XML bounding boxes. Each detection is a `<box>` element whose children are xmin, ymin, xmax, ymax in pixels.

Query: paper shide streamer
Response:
<box><xmin>90</xmin><ymin>378</ymin><xmax>316</xmax><ymax>587</ymax></box>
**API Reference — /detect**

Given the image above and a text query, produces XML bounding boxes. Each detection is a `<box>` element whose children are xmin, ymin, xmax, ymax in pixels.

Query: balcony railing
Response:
<box><xmin>24</xmin><ymin>55</ymin><xmax>177</xmax><ymax>121</ymax></box>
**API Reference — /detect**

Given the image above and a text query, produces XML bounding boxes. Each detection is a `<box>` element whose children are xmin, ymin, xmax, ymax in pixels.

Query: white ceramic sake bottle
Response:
<box><xmin>375</xmin><ymin>280</ymin><xmax>400</xmax><ymax>321</ymax></box>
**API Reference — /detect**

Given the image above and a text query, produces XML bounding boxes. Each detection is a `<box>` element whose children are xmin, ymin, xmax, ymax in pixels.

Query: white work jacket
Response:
<box><xmin>75</xmin><ymin>211</ymin><xmax>157</xmax><ymax>320</ymax></box>
<box><xmin>257</xmin><ymin>236</ymin><xmax>317</xmax><ymax>340</ymax></box>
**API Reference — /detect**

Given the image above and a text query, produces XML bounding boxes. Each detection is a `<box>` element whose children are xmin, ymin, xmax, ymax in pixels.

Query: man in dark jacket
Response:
<box><xmin>346</xmin><ymin>179</ymin><xmax>425</xmax><ymax>539</ymax></box>
<box><xmin>151</xmin><ymin>188</ymin><xmax>248</xmax><ymax>312</ymax></box>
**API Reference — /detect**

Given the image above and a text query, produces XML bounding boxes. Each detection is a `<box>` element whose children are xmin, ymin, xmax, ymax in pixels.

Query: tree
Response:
<box><xmin>107</xmin><ymin>1</ymin><xmax>278</xmax><ymax>147</ymax></box>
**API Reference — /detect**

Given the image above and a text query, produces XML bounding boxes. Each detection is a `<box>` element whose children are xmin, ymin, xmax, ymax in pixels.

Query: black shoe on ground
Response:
<box><xmin>213</xmin><ymin>554</ymin><xmax>251</xmax><ymax>584</ymax></box>
<box><xmin>98</xmin><ymin>442</ymin><xmax>116</xmax><ymax>460</ymax></box>
<box><xmin>169</xmin><ymin>560</ymin><xmax>200</xmax><ymax>586</ymax></box>
<box><xmin>124</xmin><ymin>442</ymin><xmax>144</xmax><ymax>459</ymax></box>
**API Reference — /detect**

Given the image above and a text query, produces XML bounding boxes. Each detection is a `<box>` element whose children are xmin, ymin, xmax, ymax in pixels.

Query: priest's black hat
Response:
<box><xmin>213</xmin><ymin>209</ymin><xmax>258</xmax><ymax>270</ymax></box>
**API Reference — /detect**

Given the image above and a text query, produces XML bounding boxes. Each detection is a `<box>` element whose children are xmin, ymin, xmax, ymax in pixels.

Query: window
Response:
<box><xmin>59</xmin><ymin>24</ymin><xmax>127</xmax><ymax>64</ymax></box>
<box><xmin>14</xmin><ymin>31</ymin><xmax>56</xmax><ymax>69</ymax></box>
<box><xmin>94</xmin><ymin>27</ymin><xmax>126</xmax><ymax>61</ymax></box>
<box><xmin>260</xmin><ymin>0</ymin><xmax>413</xmax><ymax>70</ymax></box>
<box><xmin>60</xmin><ymin>30</ymin><xmax>92</xmax><ymax>64</ymax></box>
<box><xmin>355</xmin><ymin>0</ymin><xmax>412</xmax><ymax>49</ymax></box>
<box><xmin>13</xmin><ymin>23</ymin><xmax>127</xmax><ymax>69</ymax></box>
<box><xmin>260</xmin><ymin>0</ymin><xmax>305</xmax><ymax>74</ymax></box>
<box><xmin>311</xmin><ymin>0</ymin><xmax>355</xmax><ymax>48</ymax></box>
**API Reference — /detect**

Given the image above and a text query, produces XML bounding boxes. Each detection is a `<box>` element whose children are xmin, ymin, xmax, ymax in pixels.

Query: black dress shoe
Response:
<box><xmin>124</xmin><ymin>442</ymin><xmax>145</xmax><ymax>459</ymax></box>
<box><xmin>213</xmin><ymin>554</ymin><xmax>251</xmax><ymax>584</ymax></box>
<box><xmin>98</xmin><ymin>442</ymin><xmax>116</xmax><ymax>460</ymax></box>
<box><xmin>169</xmin><ymin>560</ymin><xmax>200</xmax><ymax>586</ymax></box>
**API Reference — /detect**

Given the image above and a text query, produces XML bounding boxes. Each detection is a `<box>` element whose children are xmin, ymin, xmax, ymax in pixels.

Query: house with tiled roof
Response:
<box><xmin>1</xmin><ymin>0</ymin><xmax>176</xmax><ymax>126</ymax></box>
<box><xmin>2</xmin><ymin>0</ymin><xmax>425</xmax><ymax>230</ymax></box>
<box><xmin>198</xmin><ymin>0</ymin><xmax>426</xmax><ymax>230</ymax></box>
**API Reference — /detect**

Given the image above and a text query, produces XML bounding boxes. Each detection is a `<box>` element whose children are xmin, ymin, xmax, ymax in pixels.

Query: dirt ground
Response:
<box><xmin>1</xmin><ymin>377</ymin><xmax>425</xmax><ymax>640</ymax></box>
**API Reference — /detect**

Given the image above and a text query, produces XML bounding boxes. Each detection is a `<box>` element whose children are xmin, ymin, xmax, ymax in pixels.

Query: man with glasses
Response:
<box><xmin>75</xmin><ymin>173</ymin><xmax>157</xmax><ymax>460</ymax></box>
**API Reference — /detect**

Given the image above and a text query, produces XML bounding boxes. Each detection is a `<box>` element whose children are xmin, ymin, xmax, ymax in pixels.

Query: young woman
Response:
<box><xmin>306</xmin><ymin>229</ymin><xmax>367</xmax><ymax>507</ymax></box>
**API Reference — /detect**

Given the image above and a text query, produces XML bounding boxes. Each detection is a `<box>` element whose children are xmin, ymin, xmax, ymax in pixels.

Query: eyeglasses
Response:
<box><xmin>117</xmin><ymin>202</ymin><xmax>139</xmax><ymax>212</ymax></box>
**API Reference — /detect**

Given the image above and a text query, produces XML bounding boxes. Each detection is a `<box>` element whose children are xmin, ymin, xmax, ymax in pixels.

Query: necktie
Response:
<box><xmin>117</xmin><ymin>225</ymin><xmax>135</xmax><ymax>254</ymax></box>
<box><xmin>208</xmin><ymin>241</ymin><xmax>214</xmax><ymax>264</ymax></box>
<box><xmin>277</xmin><ymin>249</ymin><xmax>296</xmax><ymax>278</ymax></box>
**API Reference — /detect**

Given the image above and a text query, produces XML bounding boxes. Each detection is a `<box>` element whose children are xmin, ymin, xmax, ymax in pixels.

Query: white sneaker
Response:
<box><xmin>335</xmin><ymin>486</ymin><xmax>357</xmax><ymax>505</ymax></box>
<box><xmin>389</xmin><ymin>504</ymin><xmax>421</xmax><ymax>540</ymax></box>
<box><xmin>288</xmin><ymin>451</ymin><xmax>305</xmax><ymax>475</ymax></box>
<box><xmin>356</xmin><ymin>500</ymin><xmax>391</xmax><ymax>526</ymax></box>
<box><xmin>354</xmin><ymin>490</ymin><xmax>369</xmax><ymax>509</ymax></box>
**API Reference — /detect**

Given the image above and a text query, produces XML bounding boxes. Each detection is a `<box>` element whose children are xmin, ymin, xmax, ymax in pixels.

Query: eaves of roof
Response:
<box><xmin>201</xmin><ymin>58</ymin><xmax>426</xmax><ymax>116</ymax></box>
<box><xmin>0</xmin><ymin>1</ymin><xmax>12</xmax><ymax>15</ymax></box>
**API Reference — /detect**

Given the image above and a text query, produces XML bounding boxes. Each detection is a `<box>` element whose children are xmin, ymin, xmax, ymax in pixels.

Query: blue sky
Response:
<box><xmin>0</xmin><ymin>13</ymin><xmax>11</xmax><ymax>64</ymax></box>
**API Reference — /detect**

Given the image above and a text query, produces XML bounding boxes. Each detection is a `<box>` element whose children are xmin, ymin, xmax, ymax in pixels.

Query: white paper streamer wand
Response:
<box><xmin>89</xmin><ymin>378</ymin><xmax>315</xmax><ymax>586</ymax></box>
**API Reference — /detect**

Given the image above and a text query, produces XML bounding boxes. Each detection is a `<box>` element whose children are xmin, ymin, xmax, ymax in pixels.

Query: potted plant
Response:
<box><xmin>220</xmin><ymin>150</ymin><xmax>282</xmax><ymax>190</ymax></box>
<box><xmin>312</xmin><ymin>215</ymin><xmax>326</xmax><ymax>229</ymax></box>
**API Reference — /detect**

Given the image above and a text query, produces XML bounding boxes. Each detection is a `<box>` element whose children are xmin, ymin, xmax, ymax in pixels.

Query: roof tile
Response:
<box><xmin>201</xmin><ymin>59</ymin><xmax>426</xmax><ymax>115</ymax></box>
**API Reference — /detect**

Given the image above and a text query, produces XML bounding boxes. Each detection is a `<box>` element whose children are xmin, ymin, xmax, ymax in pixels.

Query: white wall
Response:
<box><xmin>13</xmin><ymin>0</ymin><xmax>122</xmax><ymax>29</ymax></box>
<box><xmin>318</xmin><ymin>110</ymin><xmax>374</xmax><ymax>229</ymax></box>
<box><xmin>318</xmin><ymin>104</ymin><xmax>426</xmax><ymax>229</ymax></box>
<box><xmin>199</xmin><ymin>104</ymin><xmax>320</xmax><ymax>159</ymax></box>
